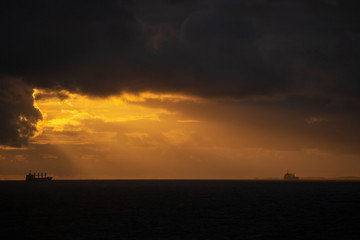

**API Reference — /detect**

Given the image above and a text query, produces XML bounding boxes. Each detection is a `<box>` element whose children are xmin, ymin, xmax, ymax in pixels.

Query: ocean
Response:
<box><xmin>1</xmin><ymin>180</ymin><xmax>360</xmax><ymax>239</ymax></box>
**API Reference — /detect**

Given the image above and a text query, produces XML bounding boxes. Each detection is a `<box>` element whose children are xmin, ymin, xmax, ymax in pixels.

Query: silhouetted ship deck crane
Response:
<box><xmin>25</xmin><ymin>171</ymin><xmax>52</xmax><ymax>181</ymax></box>
<box><xmin>284</xmin><ymin>171</ymin><xmax>299</xmax><ymax>180</ymax></box>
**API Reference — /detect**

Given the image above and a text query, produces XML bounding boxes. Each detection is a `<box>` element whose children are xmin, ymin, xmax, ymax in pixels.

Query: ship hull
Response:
<box><xmin>284</xmin><ymin>177</ymin><xmax>299</xmax><ymax>180</ymax></box>
<box><xmin>26</xmin><ymin>177</ymin><xmax>53</xmax><ymax>181</ymax></box>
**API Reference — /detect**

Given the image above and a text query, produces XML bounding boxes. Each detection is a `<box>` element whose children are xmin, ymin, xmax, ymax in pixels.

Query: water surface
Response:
<box><xmin>2</xmin><ymin>180</ymin><xmax>359</xmax><ymax>239</ymax></box>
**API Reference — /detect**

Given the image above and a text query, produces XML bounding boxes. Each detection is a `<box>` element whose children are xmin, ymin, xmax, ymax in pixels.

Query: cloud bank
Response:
<box><xmin>1</xmin><ymin>0</ymin><xmax>360</xmax><ymax>147</ymax></box>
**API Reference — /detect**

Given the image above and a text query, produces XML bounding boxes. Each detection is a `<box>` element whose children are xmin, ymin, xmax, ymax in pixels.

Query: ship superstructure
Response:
<box><xmin>26</xmin><ymin>171</ymin><xmax>52</xmax><ymax>181</ymax></box>
<box><xmin>284</xmin><ymin>171</ymin><xmax>299</xmax><ymax>180</ymax></box>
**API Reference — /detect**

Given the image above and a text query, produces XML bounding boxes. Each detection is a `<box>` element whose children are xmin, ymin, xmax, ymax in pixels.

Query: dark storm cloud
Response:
<box><xmin>1</xmin><ymin>0</ymin><xmax>358</xmax><ymax>97</ymax></box>
<box><xmin>0</xmin><ymin>78</ymin><xmax>42</xmax><ymax>147</ymax></box>
<box><xmin>1</xmin><ymin>0</ymin><xmax>360</xmax><ymax>147</ymax></box>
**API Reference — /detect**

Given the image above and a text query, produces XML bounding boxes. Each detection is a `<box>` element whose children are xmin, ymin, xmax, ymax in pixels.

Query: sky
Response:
<box><xmin>1</xmin><ymin>0</ymin><xmax>360</xmax><ymax>179</ymax></box>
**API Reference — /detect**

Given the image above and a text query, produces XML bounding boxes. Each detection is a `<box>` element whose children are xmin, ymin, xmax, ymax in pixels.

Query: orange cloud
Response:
<box><xmin>31</xmin><ymin>89</ymin><xmax>200</xmax><ymax>145</ymax></box>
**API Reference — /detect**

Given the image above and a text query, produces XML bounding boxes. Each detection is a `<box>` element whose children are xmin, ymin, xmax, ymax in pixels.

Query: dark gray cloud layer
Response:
<box><xmin>0</xmin><ymin>79</ymin><xmax>42</xmax><ymax>147</ymax></box>
<box><xmin>1</xmin><ymin>0</ymin><xmax>360</xmax><ymax>147</ymax></box>
<box><xmin>1</xmin><ymin>0</ymin><xmax>359</xmax><ymax>97</ymax></box>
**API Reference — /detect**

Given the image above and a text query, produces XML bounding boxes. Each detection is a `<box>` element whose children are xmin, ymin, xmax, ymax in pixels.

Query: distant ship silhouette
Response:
<box><xmin>284</xmin><ymin>171</ymin><xmax>299</xmax><ymax>180</ymax></box>
<box><xmin>26</xmin><ymin>171</ymin><xmax>52</xmax><ymax>181</ymax></box>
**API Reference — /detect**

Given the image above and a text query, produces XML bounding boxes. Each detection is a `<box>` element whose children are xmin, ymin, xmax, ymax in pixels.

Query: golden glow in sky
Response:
<box><xmin>32</xmin><ymin>89</ymin><xmax>200</xmax><ymax>145</ymax></box>
<box><xmin>1</xmin><ymin>1</ymin><xmax>360</xmax><ymax>181</ymax></box>
<box><xmin>1</xmin><ymin>88</ymin><xmax>359</xmax><ymax>180</ymax></box>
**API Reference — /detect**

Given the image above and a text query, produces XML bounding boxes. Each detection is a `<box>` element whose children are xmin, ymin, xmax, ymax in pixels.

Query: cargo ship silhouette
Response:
<box><xmin>284</xmin><ymin>171</ymin><xmax>299</xmax><ymax>180</ymax></box>
<box><xmin>26</xmin><ymin>171</ymin><xmax>52</xmax><ymax>181</ymax></box>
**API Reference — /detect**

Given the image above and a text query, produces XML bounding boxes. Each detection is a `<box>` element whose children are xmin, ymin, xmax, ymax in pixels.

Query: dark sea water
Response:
<box><xmin>1</xmin><ymin>180</ymin><xmax>360</xmax><ymax>240</ymax></box>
